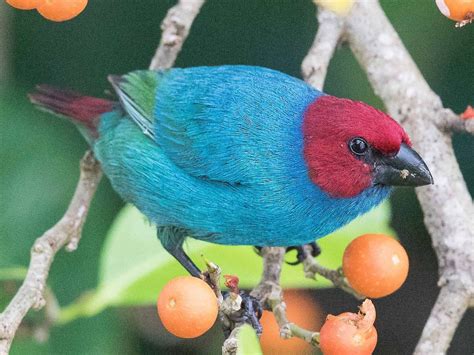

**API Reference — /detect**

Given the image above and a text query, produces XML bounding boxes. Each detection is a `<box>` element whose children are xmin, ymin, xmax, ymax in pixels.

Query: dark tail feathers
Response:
<box><xmin>29</xmin><ymin>85</ymin><xmax>114</xmax><ymax>134</ymax></box>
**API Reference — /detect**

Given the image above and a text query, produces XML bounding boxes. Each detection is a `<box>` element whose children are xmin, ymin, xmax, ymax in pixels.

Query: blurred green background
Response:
<box><xmin>0</xmin><ymin>0</ymin><xmax>472</xmax><ymax>354</ymax></box>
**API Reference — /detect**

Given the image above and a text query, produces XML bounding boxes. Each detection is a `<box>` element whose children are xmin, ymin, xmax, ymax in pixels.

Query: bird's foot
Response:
<box><xmin>222</xmin><ymin>290</ymin><xmax>263</xmax><ymax>338</ymax></box>
<box><xmin>254</xmin><ymin>242</ymin><xmax>321</xmax><ymax>265</ymax></box>
<box><xmin>285</xmin><ymin>241</ymin><xmax>321</xmax><ymax>265</ymax></box>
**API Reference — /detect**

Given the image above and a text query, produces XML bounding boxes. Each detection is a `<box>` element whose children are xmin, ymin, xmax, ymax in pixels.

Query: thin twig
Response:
<box><xmin>149</xmin><ymin>0</ymin><xmax>205</xmax><ymax>70</ymax></box>
<box><xmin>204</xmin><ymin>258</ymin><xmax>223</xmax><ymax>304</ymax></box>
<box><xmin>221</xmin><ymin>292</ymin><xmax>243</xmax><ymax>355</ymax></box>
<box><xmin>302</xmin><ymin>246</ymin><xmax>363</xmax><ymax>299</ymax></box>
<box><xmin>205</xmin><ymin>258</ymin><xmax>257</xmax><ymax>355</ymax></box>
<box><xmin>250</xmin><ymin>248</ymin><xmax>319</xmax><ymax>347</ymax></box>
<box><xmin>222</xmin><ymin>324</ymin><xmax>241</xmax><ymax>355</ymax></box>
<box><xmin>442</xmin><ymin>115</ymin><xmax>474</xmax><ymax>135</ymax></box>
<box><xmin>0</xmin><ymin>152</ymin><xmax>102</xmax><ymax>355</ymax></box>
<box><xmin>250</xmin><ymin>247</ymin><xmax>286</xmax><ymax>308</ymax></box>
<box><xmin>288</xmin><ymin>324</ymin><xmax>319</xmax><ymax>347</ymax></box>
<box><xmin>301</xmin><ymin>8</ymin><xmax>345</xmax><ymax>90</ymax></box>
<box><xmin>203</xmin><ymin>256</ymin><xmax>248</xmax><ymax>354</ymax></box>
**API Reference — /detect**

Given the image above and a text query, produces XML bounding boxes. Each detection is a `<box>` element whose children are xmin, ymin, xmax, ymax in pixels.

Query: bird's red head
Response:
<box><xmin>302</xmin><ymin>95</ymin><xmax>432</xmax><ymax>198</ymax></box>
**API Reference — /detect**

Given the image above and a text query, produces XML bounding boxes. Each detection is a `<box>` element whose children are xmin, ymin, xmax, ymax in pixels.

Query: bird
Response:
<box><xmin>30</xmin><ymin>65</ymin><xmax>433</xmax><ymax>277</ymax></box>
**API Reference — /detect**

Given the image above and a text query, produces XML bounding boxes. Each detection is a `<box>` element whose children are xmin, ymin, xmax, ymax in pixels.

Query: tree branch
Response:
<box><xmin>415</xmin><ymin>284</ymin><xmax>470</xmax><ymax>354</ymax></box>
<box><xmin>442</xmin><ymin>114</ymin><xmax>474</xmax><ymax>135</ymax></box>
<box><xmin>303</xmin><ymin>1</ymin><xmax>473</xmax><ymax>353</ymax></box>
<box><xmin>149</xmin><ymin>0</ymin><xmax>205</xmax><ymax>70</ymax></box>
<box><xmin>343</xmin><ymin>2</ymin><xmax>473</xmax><ymax>353</ymax></box>
<box><xmin>0</xmin><ymin>1</ymin><xmax>205</xmax><ymax>352</ymax></box>
<box><xmin>302</xmin><ymin>246</ymin><xmax>363</xmax><ymax>299</ymax></box>
<box><xmin>250</xmin><ymin>248</ymin><xmax>319</xmax><ymax>347</ymax></box>
<box><xmin>301</xmin><ymin>8</ymin><xmax>344</xmax><ymax>90</ymax></box>
<box><xmin>0</xmin><ymin>152</ymin><xmax>102</xmax><ymax>355</ymax></box>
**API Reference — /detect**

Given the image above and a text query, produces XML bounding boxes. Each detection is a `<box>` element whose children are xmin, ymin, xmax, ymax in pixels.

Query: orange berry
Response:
<box><xmin>436</xmin><ymin>0</ymin><xmax>474</xmax><ymax>22</ymax></box>
<box><xmin>319</xmin><ymin>299</ymin><xmax>377</xmax><ymax>355</ymax></box>
<box><xmin>260</xmin><ymin>290</ymin><xmax>323</xmax><ymax>355</ymax></box>
<box><xmin>461</xmin><ymin>105</ymin><xmax>474</xmax><ymax>119</ymax></box>
<box><xmin>6</xmin><ymin>0</ymin><xmax>42</xmax><ymax>10</ymax></box>
<box><xmin>157</xmin><ymin>276</ymin><xmax>218</xmax><ymax>338</ymax></box>
<box><xmin>37</xmin><ymin>0</ymin><xmax>87</xmax><ymax>22</ymax></box>
<box><xmin>343</xmin><ymin>234</ymin><xmax>409</xmax><ymax>298</ymax></box>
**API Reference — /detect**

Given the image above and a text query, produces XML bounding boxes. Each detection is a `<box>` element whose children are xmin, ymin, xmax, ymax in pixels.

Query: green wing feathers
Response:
<box><xmin>108</xmin><ymin>70</ymin><xmax>161</xmax><ymax>139</ymax></box>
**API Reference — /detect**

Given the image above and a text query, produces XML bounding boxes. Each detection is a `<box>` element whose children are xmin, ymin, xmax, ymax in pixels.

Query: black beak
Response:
<box><xmin>374</xmin><ymin>143</ymin><xmax>433</xmax><ymax>187</ymax></box>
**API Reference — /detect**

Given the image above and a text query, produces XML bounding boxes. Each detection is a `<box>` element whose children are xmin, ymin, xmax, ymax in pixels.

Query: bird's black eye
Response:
<box><xmin>349</xmin><ymin>137</ymin><xmax>369</xmax><ymax>156</ymax></box>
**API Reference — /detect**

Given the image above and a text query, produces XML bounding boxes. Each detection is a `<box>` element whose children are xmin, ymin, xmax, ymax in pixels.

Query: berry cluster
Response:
<box><xmin>6</xmin><ymin>0</ymin><xmax>87</xmax><ymax>22</ymax></box>
<box><xmin>156</xmin><ymin>234</ymin><xmax>410</xmax><ymax>354</ymax></box>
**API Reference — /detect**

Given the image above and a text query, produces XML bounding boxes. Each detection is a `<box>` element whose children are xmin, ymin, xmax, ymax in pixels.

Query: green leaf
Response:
<box><xmin>59</xmin><ymin>201</ymin><xmax>395</xmax><ymax>323</ymax></box>
<box><xmin>0</xmin><ymin>266</ymin><xmax>28</xmax><ymax>281</ymax></box>
<box><xmin>236</xmin><ymin>324</ymin><xmax>263</xmax><ymax>355</ymax></box>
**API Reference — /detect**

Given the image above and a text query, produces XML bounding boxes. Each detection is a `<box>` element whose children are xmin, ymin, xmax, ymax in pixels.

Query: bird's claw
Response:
<box><xmin>285</xmin><ymin>241</ymin><xmax>321</xmax><ymax>265</ymax></box>
<box><xmin>253</xmin><ymin>242</ymin><xmax>321</xmax><ymax>265</ymax></box>
<box><xmin>253</xmin><ymin>246</ymin><xmax>263</xmax><ymax>256</ymax></box>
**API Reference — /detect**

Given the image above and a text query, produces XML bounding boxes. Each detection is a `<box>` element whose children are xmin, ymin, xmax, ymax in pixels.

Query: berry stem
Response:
<box><xmin>203</xmin><ymin>256</ymin><xmax>223</xmax><ymax>304</ymax></box>
<box><xmin>302</xmin><ymin>245</ymin><xmax>364</xmax><ymax>299</ymax></box>
<box><xmin>288</xmin><ymin>323</ymin><xmax>320</xmax><ymax>347</ymax></box>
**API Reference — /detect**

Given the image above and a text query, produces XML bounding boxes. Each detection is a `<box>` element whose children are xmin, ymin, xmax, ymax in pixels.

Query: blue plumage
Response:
<box><xmin>93</xmin><ymin>66</ymin><xmax>391</xmax><ymax>248</ymax></box>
